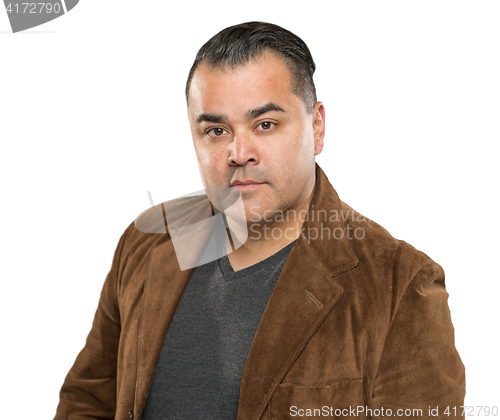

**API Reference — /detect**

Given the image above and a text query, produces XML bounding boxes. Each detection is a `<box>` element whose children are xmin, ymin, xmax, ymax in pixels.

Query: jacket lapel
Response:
<box><xmin>134</xmin><ymin>240</ymin><xmax>195</xmax><ymax>416</ymax></box>
<box><xmin>237</xmin><ymin>164</ymin><xmax>359</xmax><ymax>419</ymax></box>
<box><xmin>236</xmin><ymin>238</ymin><xmax>345</xmax><ymax>419</ymax></box>
<box><xmin>134</xmin><ymin>194</ymin><xmax>218</xmax><ymax>416</ymax></box>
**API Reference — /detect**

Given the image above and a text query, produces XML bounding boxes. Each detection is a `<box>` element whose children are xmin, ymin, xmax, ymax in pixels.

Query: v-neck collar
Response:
<box><xmin>218</xmin><ymin>239</ymin><xmax>298</xmax><ymax>282</ymax></box>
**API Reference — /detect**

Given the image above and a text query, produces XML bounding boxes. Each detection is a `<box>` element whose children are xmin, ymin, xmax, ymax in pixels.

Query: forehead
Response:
<box><xmin>187</xmin><ymin>53</ymin><xmax>299</xmax><ymax>118</ymax></box>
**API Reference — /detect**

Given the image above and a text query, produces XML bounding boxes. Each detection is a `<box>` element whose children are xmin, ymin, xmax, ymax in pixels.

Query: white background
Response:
<box><xmin>1</xmin><ymin>1</ymin><xmax>499</xmax><ymax>418</ymax></box>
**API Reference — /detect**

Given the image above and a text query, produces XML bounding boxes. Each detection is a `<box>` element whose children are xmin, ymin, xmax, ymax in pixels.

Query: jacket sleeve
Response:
<box><xmin>53</xmin><ymin>224</ymin><xmax>132</xmax><ymax>420</ymax></box>
<box><xmin>370</xmin><ymin>259</ymin><xmax>466</xmax><ymax>419</ymax></box>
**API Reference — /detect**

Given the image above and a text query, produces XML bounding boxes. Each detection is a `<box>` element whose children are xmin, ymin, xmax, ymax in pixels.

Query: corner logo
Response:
<box><xmin>3</xmin><ymin>0</ymin><xmax>78</xmax><ymax>33</ymax></box>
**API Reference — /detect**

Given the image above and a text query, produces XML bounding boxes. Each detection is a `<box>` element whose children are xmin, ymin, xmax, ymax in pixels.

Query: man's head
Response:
<box><xmin>186</xmin><ymin>21</ymin><xmax>317</xmax><ymax>114</ymax></box>
<box><xmin>186</xmin><ymin>22</ymin><xmax>325</xmax><ymax>226</ymax></box>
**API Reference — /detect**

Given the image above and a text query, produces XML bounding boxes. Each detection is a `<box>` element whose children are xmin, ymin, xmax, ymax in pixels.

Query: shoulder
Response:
<box><xmin>338</xmin><ymin>200</ymin><xmax>442</xmax><ymax>289</ymax></box>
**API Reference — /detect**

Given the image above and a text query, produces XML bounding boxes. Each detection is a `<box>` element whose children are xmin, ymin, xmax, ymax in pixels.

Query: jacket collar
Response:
<box><xmin>300</xmin><ymin>163</ymin><xmax>360</xmax><ymax>277</ymax></box>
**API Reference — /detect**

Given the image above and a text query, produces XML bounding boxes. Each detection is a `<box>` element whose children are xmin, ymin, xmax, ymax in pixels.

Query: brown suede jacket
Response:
<box><xmin>53</xmin><ymin>164</ymin><xmax>465</xmax><ymax>420</ymax></box>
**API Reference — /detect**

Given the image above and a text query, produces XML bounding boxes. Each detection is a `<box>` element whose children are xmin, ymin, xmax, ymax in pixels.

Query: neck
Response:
<box><xmin>226</xmin><ymin>178</ymin><xmax>316</xmax><ymax>271</ymax></box>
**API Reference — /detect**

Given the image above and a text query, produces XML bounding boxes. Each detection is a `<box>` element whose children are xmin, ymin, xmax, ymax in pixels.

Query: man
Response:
<box><xmin>54</xmin><ymin>21</ymin><xmax>465</xmax><ymax>419</ymax></box>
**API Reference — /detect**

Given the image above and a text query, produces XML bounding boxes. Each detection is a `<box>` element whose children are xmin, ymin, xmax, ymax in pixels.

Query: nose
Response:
<box><xmin>228</xmin><ymin>132</ymin><xmax>259</xmax><ymax>166</ymax></box>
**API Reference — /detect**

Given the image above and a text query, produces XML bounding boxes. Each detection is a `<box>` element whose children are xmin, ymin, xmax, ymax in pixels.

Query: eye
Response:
<box><xmin>206</xmin><ymin>127</ymin><xmax>228</xmax><ymax>137</ymax></box>
<box><xmin>256</xmin><ymin>121</ymin><xmax>276</xmax><ymax>131</ymax></box>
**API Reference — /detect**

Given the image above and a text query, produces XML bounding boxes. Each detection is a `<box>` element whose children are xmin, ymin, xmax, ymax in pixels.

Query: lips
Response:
<box><xmin>230</xmin><ymin>180</ymin><xmax>265</xmax><ymax>191</ymax></box>
<box><xmin>230</xmin><ymin>180</ymin><xmax>263</xmax><ymax>187</ymax></box>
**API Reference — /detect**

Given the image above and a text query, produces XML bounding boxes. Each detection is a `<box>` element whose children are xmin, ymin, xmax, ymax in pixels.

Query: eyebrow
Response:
<box><xmin>245</xmin><ymin>102</ymin><xmax>285</xmax><ymax>119</ymax></box>
<box><xmin>196</xmin><ymin>113</ymin><xmax>226</xmax><ymax>124</ymax></box>
<box><xmin>195</xmin><ymin>102</ymin><xmax>285</xmax><ymax>124</ymax></box>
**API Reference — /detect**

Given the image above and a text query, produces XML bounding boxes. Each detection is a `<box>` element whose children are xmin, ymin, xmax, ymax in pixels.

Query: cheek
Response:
<box><xmin>272</xmin><ymin>131</ymin><xmax>315</xmax><ymax>185</ymax></box>
<box><xmin>273</xmin><ymin>128</ymin><xmax>313</xmax><ymax>164</ymax></box>
<box><xmin>196</xmin><ymin>147</ymin><xmax>227</xmax><ymax>180</ymax></box>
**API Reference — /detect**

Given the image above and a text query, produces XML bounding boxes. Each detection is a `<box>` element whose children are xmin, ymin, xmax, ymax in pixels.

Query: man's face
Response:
<box><xmin>187</xmin><ymin>51</ymin><xmax>324</xmax><ymax>224</ymax></box>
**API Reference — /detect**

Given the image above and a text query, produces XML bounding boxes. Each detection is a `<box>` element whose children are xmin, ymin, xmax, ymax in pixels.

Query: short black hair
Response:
<box><xmin>185</xmin><ymin>21</ymin><xmax>317</xmax><ymax>114</ymax></box>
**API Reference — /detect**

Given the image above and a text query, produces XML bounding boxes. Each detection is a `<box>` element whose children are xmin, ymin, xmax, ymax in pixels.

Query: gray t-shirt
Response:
<box><xmin>141</xmin><ymin>236</ymin><xmax>297</xmax><ymax>419</ymax></box>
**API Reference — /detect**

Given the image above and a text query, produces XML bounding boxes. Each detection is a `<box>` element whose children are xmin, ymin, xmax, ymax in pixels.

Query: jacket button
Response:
<box><xmin>129</xmin><ymin>410</ymin><xmax>134</xmax><ymax>420</ymax></box>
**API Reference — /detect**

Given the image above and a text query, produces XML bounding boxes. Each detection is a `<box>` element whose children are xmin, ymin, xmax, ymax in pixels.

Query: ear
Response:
<box><xmin>312</xmin><ymin>101</ymin><xmax>325</xmax><ymax>156</ymax></box>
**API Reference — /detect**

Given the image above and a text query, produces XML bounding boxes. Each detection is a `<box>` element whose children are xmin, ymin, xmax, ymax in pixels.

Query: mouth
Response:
<box><xmin>230</xmin><ymin>180</ymin><xmax>265</xmax><ymax>191</ymax></box>
<box><xmin>233</xmin><ymin>183</ymin><xmax>263</xmax><ymax>191</ymax></box>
